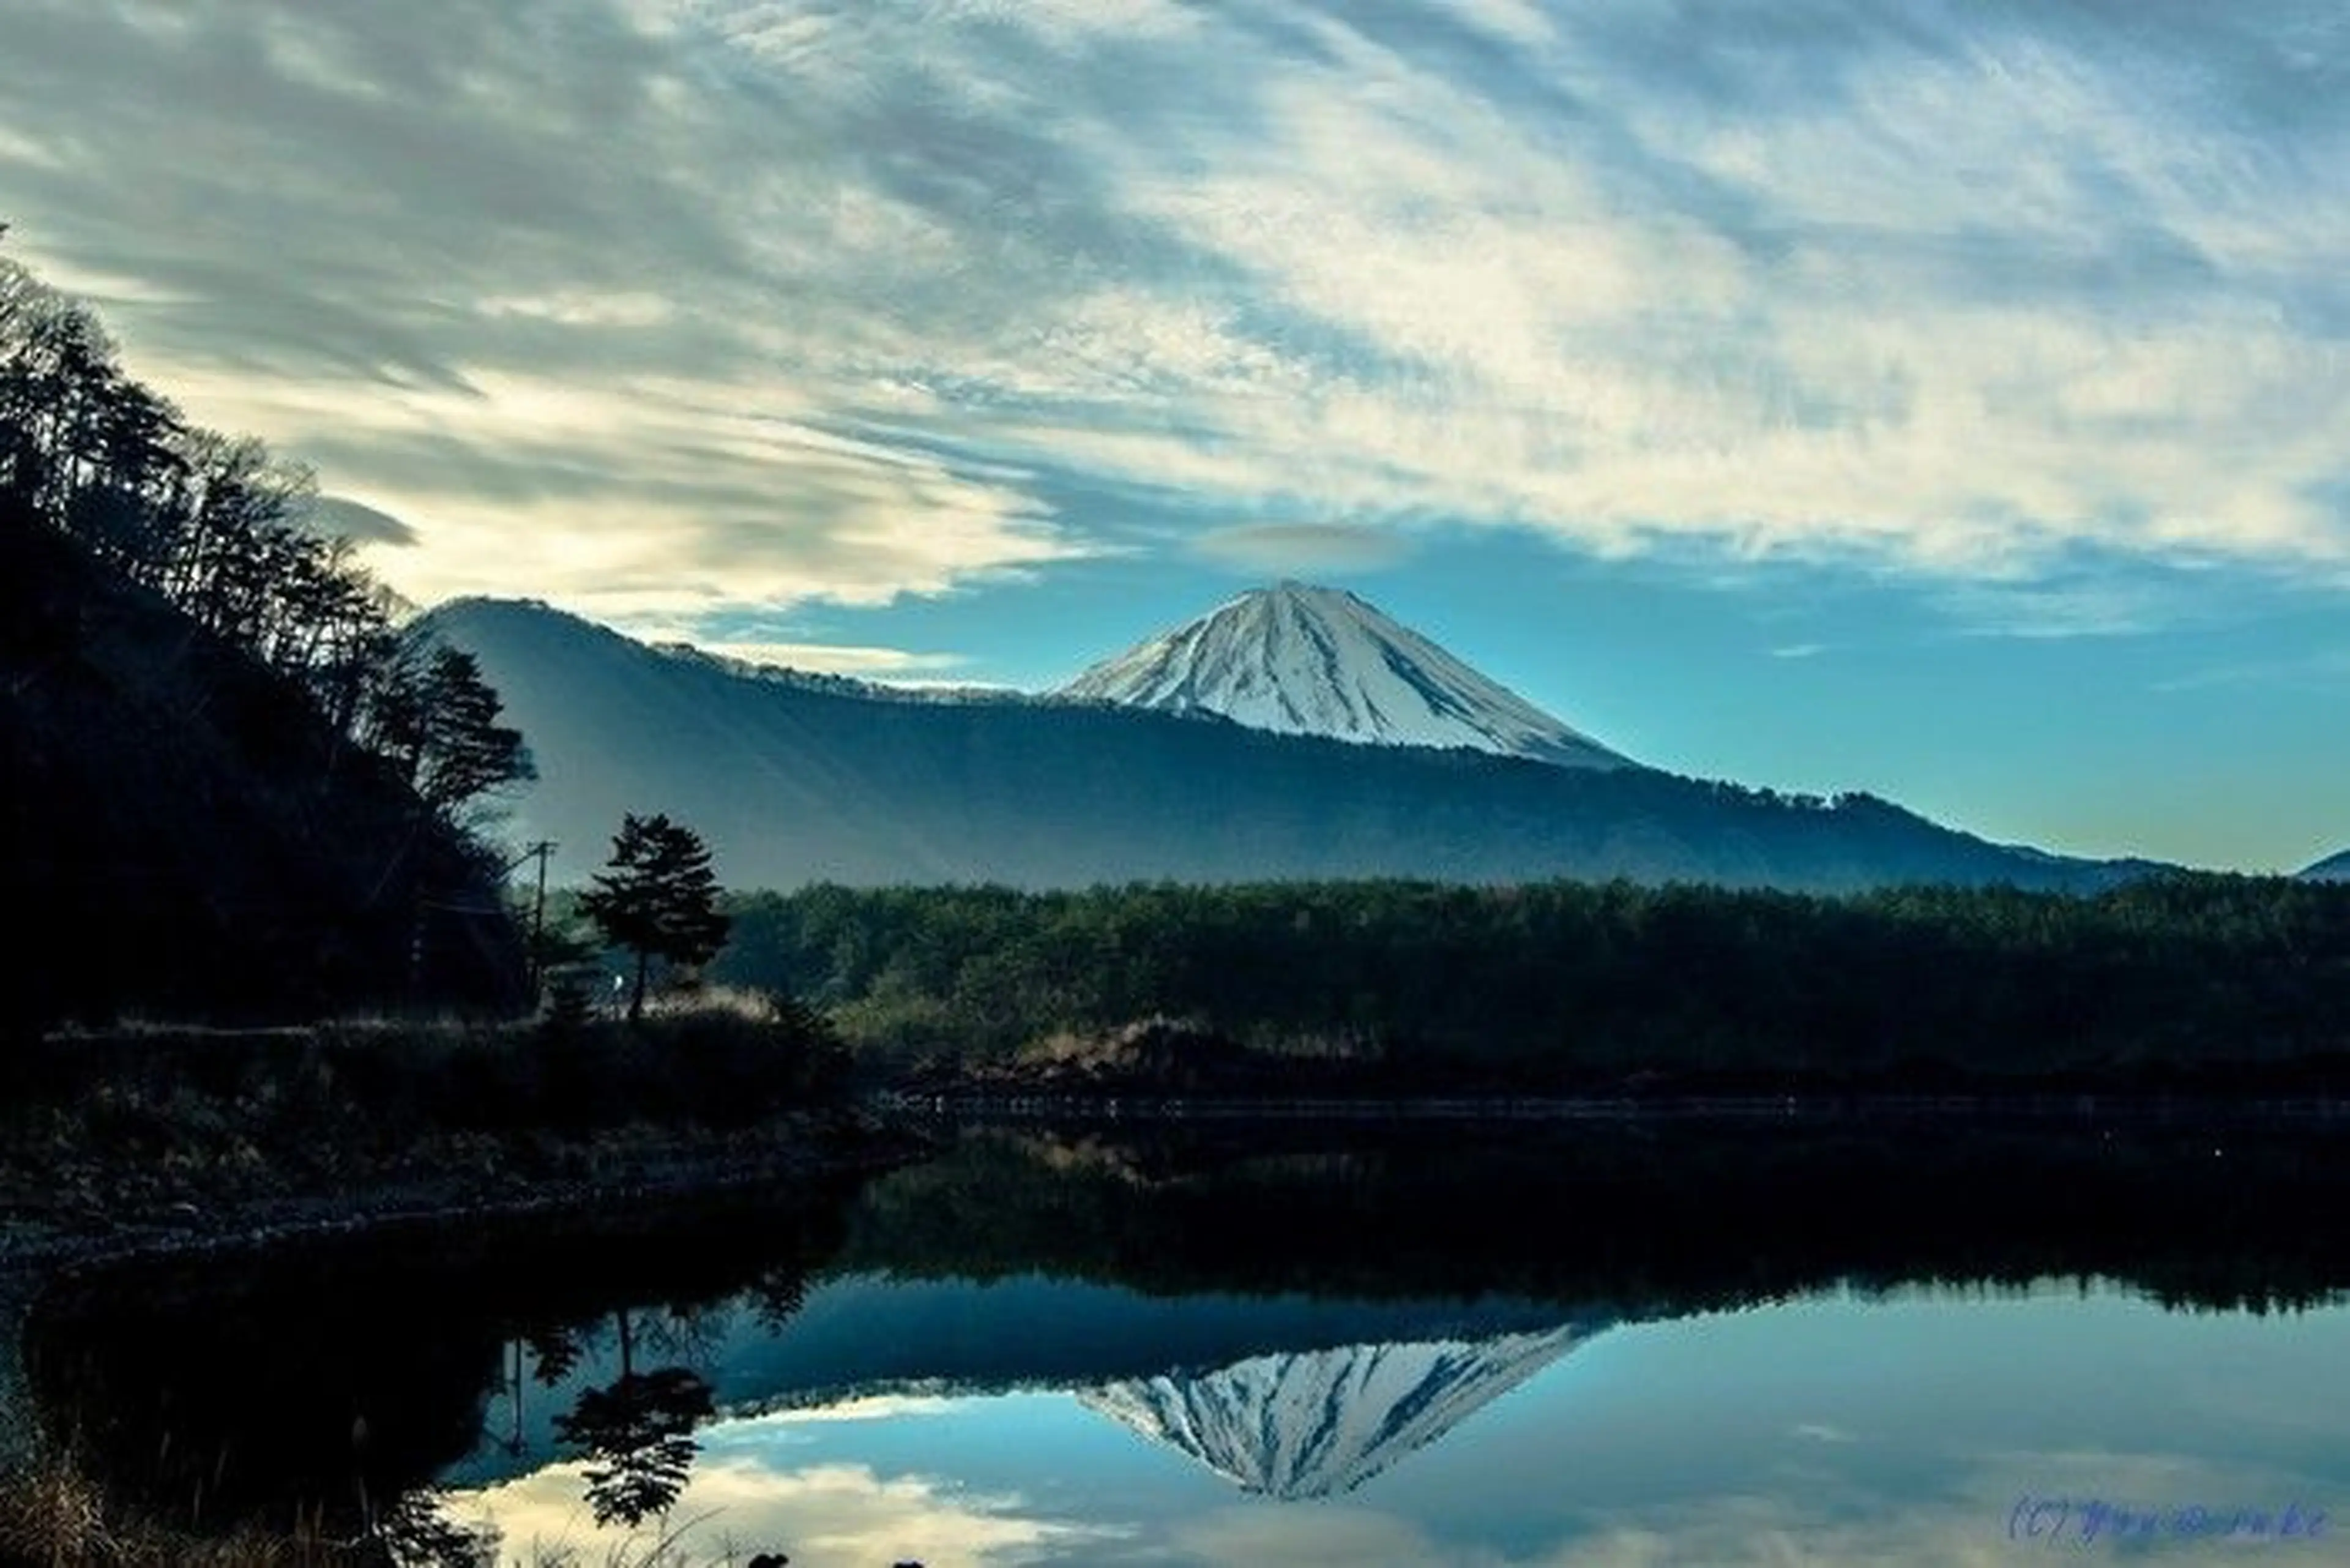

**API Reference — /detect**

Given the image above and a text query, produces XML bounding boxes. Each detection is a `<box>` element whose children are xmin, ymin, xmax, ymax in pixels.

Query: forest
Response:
<box><xmin>714</xmin><ymin>875</ymin><xmax>2350</xmax><ymax>1091</ymax></box>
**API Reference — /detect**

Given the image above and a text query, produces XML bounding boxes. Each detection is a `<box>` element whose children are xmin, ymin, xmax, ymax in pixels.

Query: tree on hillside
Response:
<box><xmin>579</xmin><ymin>813</ymin><xmax>731</xmax><ymax>1021</ymax></box>
<box><xmin>414</xmin><ymin>645</ymin><xmax>534</xmax><ymax>818</ymax></box>
<box><xmin>368</xmin><ymin>638</ymin><xmax>534</xmax><ymax>822</ymax></box>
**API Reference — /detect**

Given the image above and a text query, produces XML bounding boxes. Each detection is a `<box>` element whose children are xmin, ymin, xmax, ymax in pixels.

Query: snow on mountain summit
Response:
<box><xmin>1059</xmin><ymin>581</ymin><xmax>1631</xmax><ymax>769</ymax></box>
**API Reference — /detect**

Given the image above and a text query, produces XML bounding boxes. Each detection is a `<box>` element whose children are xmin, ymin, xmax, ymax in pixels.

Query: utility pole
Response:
<box><xmin>529</xmin><ymin>838</ymin><xmax>554</xmax><ymax>995</ymax></box>
<box><xmin>504</xmin><ymin>839</ymin><xmax>558</xmax><ymax>996</ymax></box>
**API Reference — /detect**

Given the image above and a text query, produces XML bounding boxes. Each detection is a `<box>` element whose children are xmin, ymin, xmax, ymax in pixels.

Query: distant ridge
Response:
<box><xmin>1062</xmin><ymin>581</ymin><xmax>1628</xmax><ymax>769</ymax></box>
<box><xmin>649</xmin><ymin>639</ymin><xmax>1041</xmax><ymax>707</ymax></box>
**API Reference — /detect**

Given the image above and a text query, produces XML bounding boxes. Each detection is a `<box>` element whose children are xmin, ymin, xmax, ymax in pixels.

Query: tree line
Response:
<box><xmin>712</xmin><ymin>874</ymin><xmax>2350</xmax><ymax>1088</ymax></box>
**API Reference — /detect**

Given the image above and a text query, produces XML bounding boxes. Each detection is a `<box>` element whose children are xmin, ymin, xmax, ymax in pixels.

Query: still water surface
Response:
<box><xmin>15</xmin><ymin>1121</ymin><xmax>2350</xmax><ymax>1565</ymax></box>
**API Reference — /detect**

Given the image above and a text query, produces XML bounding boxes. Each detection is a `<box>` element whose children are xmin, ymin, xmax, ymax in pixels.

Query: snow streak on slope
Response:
<box><xmin>1077</xmin><ymin>1326</ymin><xmax>1580</xmax><ymax>1499</ymax></box>
<box><xmin>1060</xmin><ymin>582</ymin><xmax>1630</xmax><ymax>769</ymax></box>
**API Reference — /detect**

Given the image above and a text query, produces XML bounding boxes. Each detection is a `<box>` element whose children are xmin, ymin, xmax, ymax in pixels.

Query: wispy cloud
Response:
<box><xmin>2150</xmin><ymin>646</ymin><xmax>2350</xmax><ymax>694</ymax></box>
<box><xmin>1192</xmin><ymin>521</ymin><xmax>1416</xmax><ymax>575</ymax></box>
<box><xmin>4</xmin><ymin>0</ymin><xmax>2345</xmax><ymax>637</ymax></box>
<box><xmin>659</xmin><ymin>636</ymin><xmax>969</xmax><ymax>679</ymax></box>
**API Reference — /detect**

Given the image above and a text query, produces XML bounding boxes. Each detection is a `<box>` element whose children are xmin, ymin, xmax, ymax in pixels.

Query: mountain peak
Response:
<box><xmin>1058</xmin><ymin>583</ymin><xmax>1631</xmax><ymax>769</ymax></box>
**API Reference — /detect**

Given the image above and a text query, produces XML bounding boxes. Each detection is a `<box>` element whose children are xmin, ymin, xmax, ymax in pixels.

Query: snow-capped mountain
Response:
<box><xmin>1077</xmin><ymin>1327</ymin><xmax>1581</xmax><ymax>1499</ymax></box>
<box><xmin>1060</xmin><ymin>582</ymin><xmax>1630</xmax><ymax>769</ymax></box>
<box><xmin>2301</xmin><ymin>849</ymin><xmax>2350</xmax><ymax>882</ymax></box>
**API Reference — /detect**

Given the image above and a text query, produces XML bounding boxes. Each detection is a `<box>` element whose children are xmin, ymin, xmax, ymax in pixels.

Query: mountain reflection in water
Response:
<box><xmin>11</xmin><ymin>1118</ymin><xmax>2350</xmax><ymax>1564</ymax></box>
<box><xmin>1079</xmin><ymin>1327</ymin><xmax>1583</xmax><ymax>1499</ymax></box>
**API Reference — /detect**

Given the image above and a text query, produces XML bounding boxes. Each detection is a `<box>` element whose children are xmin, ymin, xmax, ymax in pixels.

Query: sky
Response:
<box><xmin>2</xmin><ymin>0</ymin><xmax>2346</xmax><ymax>870</ymax></box>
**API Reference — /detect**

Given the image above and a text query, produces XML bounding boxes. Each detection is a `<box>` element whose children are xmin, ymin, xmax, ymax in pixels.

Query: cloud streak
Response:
<box><xmin>2</xmin><ymin>0</ymin><xmax>2344</xmax><ymax>639</ymax></box>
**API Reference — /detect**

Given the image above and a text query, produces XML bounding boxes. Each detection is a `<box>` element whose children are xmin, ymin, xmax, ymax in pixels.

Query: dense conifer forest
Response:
<box><xmin>716</xmin><ymin>876</ymin><xmax>2350</xmax><ymax>1090</ymax></box>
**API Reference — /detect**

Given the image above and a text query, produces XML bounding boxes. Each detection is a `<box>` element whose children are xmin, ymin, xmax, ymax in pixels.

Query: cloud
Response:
<box><xmin>640</xmin><ymin>632</ymin><xmax>970</xmax><ymax>678</ymax></box>
<box><xmin>692</xmin><ymin>641</ymin><xmax>966</xmax><ymax>678</ymax></box>
<box><xmin>722</xmin><ymin>1394</ymin><xmax>960</xmax><ymax>1425</ymax></box>
<box><xmin>1937</xmin><ymin>580</ymin><xmax>2166</xmax><ymax>641</ymax></box>
<box><xmin>452</xmin><ymin>1454</ymin><xmax>1120</xmax><ymax>1568</ymax></box>
<box><xmin>2150</xmin><ymin>646</ymin><xmax>2350</xmax><ymax>694</ymax></box>
<box><xmin>1192</xmin><ymin>521</ymin><xmax>1415</xmax><ymax>575</ymax></box>
<box><xmin>300</xmin><ymin>495</ymin><xmax>417</xmax><ymax>547</ymax></box>
<box><xmin>3</xmin><ymin>0</ymin><xmax>2346</xmax><ymax>632</ymax></box>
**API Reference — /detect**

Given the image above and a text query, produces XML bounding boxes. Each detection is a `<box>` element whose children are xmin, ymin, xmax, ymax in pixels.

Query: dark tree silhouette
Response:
<box><xmin>580</xmin><ymin>813</ymin><xmax>732</xmax><ymax>1021</ymax></box>
<box><xmin>0</xmin><ymin>237</ymin><xmax>533</xmax><ymax>840</ymax></box>
<box><xmin>2</xmin><ymin>236</ymin><xmax>537</xmax><ymax>1021</ymax></box>
<box><xmin>370</xmin><ymin>640</ymin><xmax>534</xmax><ymax>822</ymax></box>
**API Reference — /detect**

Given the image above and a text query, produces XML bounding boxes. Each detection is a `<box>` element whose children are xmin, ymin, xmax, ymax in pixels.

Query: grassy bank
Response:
<box><xmin>0</xmin><ymin>999</ymin><xmax>891</xmax><ymax>1260</ymax></box>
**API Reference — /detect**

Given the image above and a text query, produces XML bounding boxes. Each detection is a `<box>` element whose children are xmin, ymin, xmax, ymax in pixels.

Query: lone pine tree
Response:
<box><xmin>578</xmin><ymin>813</ymin><xmax>731</xmax><ymax>1021</ymax></box>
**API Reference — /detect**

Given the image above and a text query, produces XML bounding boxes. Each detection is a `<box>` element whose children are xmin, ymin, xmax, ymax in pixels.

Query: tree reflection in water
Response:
<box><xmin>554</xmin><ymin>1364</ymin><xmax>715</xmax><ymax>1528</ymax></box>
<box><xmin>551</xmin><ymin>1310</ymin><xmax>717</xmax><ymax>1527</ymax></box>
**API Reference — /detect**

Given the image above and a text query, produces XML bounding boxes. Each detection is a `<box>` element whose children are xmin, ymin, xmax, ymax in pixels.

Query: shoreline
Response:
<box><xmin>0</xmin><ymin>1110</ymin><xmax>929</xmax><ymax>1284</ymax></box>
<box><xmin>8</xmin><ymin>1080</ymin><xmax>2349</xmax><ymax>1291</ymax></box>
<box><xmin>881</xmin><ymin>1088</ymin><xmax>2350</xmax><ymax>1124</ymax></box>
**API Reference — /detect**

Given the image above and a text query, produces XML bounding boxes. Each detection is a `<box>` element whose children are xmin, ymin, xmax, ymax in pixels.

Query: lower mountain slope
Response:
<box><xmin>426</xmin><ymin>597</ymin><xmax>2146</xmax><ymax>894</ymax></box>
<box><xmin>2</xmin><ymin>512</ymin><xmax>524</xmax><ymax>1030</ymax></box>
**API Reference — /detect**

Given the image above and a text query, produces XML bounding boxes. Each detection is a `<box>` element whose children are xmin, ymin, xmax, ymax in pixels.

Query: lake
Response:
<box><xmin>11</xmin><ymin>1117</ymin><xmax>2350</xmax><ymax>1565</ymax></box>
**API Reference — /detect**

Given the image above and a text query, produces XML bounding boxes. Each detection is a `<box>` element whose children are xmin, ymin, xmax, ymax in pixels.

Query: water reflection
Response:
<box><xmin>1079</xmin><ymin>1328</ymin><xmax>1583</xmax><ymax>1499</ymax></box>
<box><xmin>443</xmin><ymin>1285</ymin><xmax>2350</xmax><ymax>1567</ymax></box>
<box><xmin>12</xmin><ymin>1119</ymin><xmax>2350</xmax><ymax>1564</ymax></box>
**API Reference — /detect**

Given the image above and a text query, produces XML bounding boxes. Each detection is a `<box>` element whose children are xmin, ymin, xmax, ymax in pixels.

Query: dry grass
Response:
<box><xmin>0</xmin><ymin>1452</ymin><xmax>370</xmax><ymax>1567</ymax></box>
<box><xmin>0</xmin><ymin>1462</ymin><xmax>790</xmax><ymax>1568</ymax></box>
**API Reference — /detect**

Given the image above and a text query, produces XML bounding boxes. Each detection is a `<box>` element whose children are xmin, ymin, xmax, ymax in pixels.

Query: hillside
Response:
<box><xmin>425</xmin><ymin>596</ymin><xmax>2147</xmax><ymax>894</ymax></box>
<box><xmin>1</xmin><ymin>510</ymin><xmax>524</xmax><ymax>1029</ymax></box>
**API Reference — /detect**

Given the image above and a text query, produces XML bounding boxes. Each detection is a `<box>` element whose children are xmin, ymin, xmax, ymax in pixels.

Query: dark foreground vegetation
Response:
<box><xmin>2</xmin><ymin>235</ymin><xmax>542</xmax><ymax>1034</ymax></box>
<box><xmin>0</xmin><ymin>1002</ymin><xmax>861</xmax><ymax>1245</ymax></box>
<box><xmin>718</xmin><ymin>876</ymin><xmax>2350</xmax><ymax>1094</ymax></box>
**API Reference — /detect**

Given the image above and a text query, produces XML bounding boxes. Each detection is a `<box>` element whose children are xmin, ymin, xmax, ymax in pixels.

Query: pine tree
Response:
<box><xmin>414</xmin><ymin>646</ymin><xmax>533</xmax><ymax>818</ymax></box>
<box><xmin>578</xmin><ymin>813</ymin><xmax>731</xmax><ymax>1021</ymax></box>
